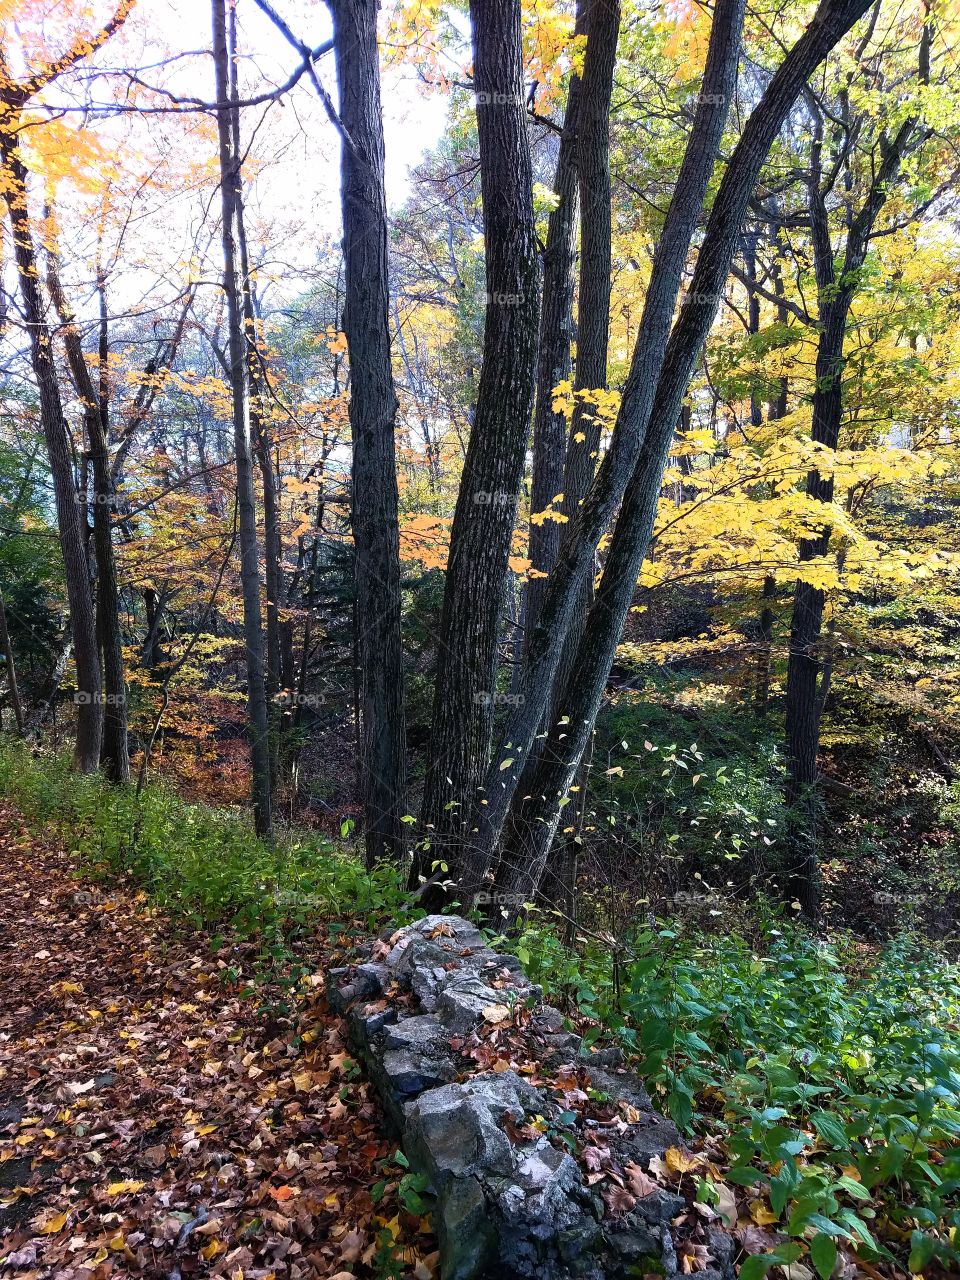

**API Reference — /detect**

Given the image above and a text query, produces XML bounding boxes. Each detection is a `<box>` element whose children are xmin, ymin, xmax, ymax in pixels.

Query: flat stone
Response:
<box><xmin>383</xmin><ymin>1014</ymin><xmax>447</xmax><ymax>1051</ymax></box>
<box><xmin>436</xmin><ymin>974</ymin><xmax>504</xmax><ymax>1033</ymax></box>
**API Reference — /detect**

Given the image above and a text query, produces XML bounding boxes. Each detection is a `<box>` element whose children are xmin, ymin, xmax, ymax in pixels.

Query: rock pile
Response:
<box><xmin>327</xmin><ymin>915</ymin><xmax>734</xmax><ymax>1280</ymax></box>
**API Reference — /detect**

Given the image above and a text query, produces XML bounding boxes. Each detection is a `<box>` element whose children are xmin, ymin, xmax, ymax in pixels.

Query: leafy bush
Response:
<box><xmin>509</xmin><ymin>912</ymin><xmax>960</xmax><ymax>1276</ymax></box>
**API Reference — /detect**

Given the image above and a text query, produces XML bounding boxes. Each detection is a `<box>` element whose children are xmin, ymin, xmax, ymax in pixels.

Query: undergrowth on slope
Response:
<box><xmin>0</xmin><ymin>739</ymin><xmax>415</xmax><ymax>941</ymax></box>
<box><xmin>505</xmin><ymin>913</ymin><xmax>960</xmax><ymax>1277</ymax></box>
<box><xmin>5</xmin><ymin>738</ymin><xmax>960</xmax><ymax>1275</ymax></box>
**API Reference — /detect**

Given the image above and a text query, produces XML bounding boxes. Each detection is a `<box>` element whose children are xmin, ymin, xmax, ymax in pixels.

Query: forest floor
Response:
<box><xmin>0</xmin><ymin>802</ymin><xmax>437</xmax><ymax>1280</ymax></box>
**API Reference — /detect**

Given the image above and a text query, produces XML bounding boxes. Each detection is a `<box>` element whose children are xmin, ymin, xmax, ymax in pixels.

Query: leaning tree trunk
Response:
<box><xmin>511</xmin><ymin>0</ymin><xmax>621</xmax><ymax>914</ymax></box>
<box><xmin>488</xmin><ymin>0</ymin><xmax>878</xmax><ymax>912</ymax></box>
<box><xmin>471</xmin><ymin>0</ymin><xmax>751</xmax><ymax>895</ymax></box>
<box><xmin>0</xmin><ymin>129</ymin><xmax>103</xmax><ymax>771</ymax></box>
<box><xmin>212</xmin><ymin>0</ymin><xmax>272</xmax><ymax>836</ymax></box>
<box><xmin>331</xmin><ymin>0</ymin><xmax>408</xmax><ymax>864</ymax></box>
<box><xmin>415</xmin><ymin>0</ymin><xmax>540</xmax><ymax>885</ymax></box>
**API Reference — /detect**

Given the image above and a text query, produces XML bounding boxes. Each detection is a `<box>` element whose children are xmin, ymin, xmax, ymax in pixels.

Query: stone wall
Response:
<box><xmin>327</xmin><ymin>915</ymin><xmax>735</xmax><ymax>1280</ymax></box>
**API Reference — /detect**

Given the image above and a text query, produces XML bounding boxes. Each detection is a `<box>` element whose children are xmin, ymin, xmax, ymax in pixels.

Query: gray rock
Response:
<box><xmin>436</xmin><ymin>974</ymin><xmax>505</xmax><ymax>1033</ymax></box>
<box><xmin>405</xmin><ymin>1071</ymin><xmax>535</xmax><ymax>1183</ymax></box>
<box><xmin>383</xmin><ymin>1013</ymin><xmax>448</xmax><ymax>1051</ymax></box>
<box><xmin>436</xmin><ymin>1176</ymin><xmax>497</xmax><ymax>1280</ymax></box>
<box><xmin>633</xmin><ymin>1188</ymin><xmax>687</xmax><ymax>1226</ymax></box>
<box><xmin>705</xmin><ymin>1224</ymin><xmax>736</xmax><ymax>1279</ymax></box>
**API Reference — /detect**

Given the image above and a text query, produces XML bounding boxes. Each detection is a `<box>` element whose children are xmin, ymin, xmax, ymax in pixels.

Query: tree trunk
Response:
<box><xmin>331</xmin><ymin>0</ymin><xmax>408</xmax><ymax>864</ymax></box>
<box><xmin>523</xmin><ymin>0</ymin><xmax>586</xmax><ymax>650</ymax></box>
<box><xmin>45</xmin><ymin>225</ymin><xmax>129</xmax><ymax>782</ymax></box>
<box><xmin>416</xmin><ymin>0</ymin><xmax>541</xmax><ymax>881</ymax></box>
<box><xmin>212</xmin><ymin>0</ymin><xmax>272</xmax><ymax>837</ymax></box>
<box><xmin>508</xmin><ymin>0</ymin><xmax>620</xmax><ymax>912</ymax></box>
<box><xmin>0</xmin><ymin>590</ymin><xmax>25</xmax><ymax>734</ymax></box>
<box><xmin>0</xmin><ymin>128</ymin><xmax>103</xmax><ymax>771</ymax></box>
<box><xmin>474</xmin><ymin>0</ymin><xmax>751</xmax><ymax>893</ymax></box>
<box><xmin>783</xmin><ymin>93</ymin><xmax>923</xmax><ymax>918</ymax></box>
<box><xmin>488</xmin><ymin>0</ymin><xmax>877</xmax><ymax>910</ymax></box>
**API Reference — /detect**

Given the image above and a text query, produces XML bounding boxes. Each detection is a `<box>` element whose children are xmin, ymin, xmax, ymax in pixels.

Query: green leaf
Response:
<box><xmin>908</xmin><ymin>1230</ymin><xmax>937</xmax><ymax>1274</ymax></box>
<box><xmin>810</xmin><ymin>1233</ymin><xmax>837</xmax><ymax>1280</ymax></box>
<box><xmin>738</xmin><ymin>1256</ymin><xmax>772</xmax><ymax>1280</ymax></box>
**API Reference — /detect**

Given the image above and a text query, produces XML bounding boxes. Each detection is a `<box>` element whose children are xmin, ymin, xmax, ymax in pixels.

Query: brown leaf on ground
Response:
<box><xmin>0</xmin><ymin>802</ymin><xmax>436</xmax><ymax>1278</ymax></box>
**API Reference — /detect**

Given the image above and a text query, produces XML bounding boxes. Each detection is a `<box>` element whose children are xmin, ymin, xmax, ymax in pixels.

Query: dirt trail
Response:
<box><xmin>0</xmin><ymin>802</ymin><xmax>435</xmax><ymax>1279</ymax></box>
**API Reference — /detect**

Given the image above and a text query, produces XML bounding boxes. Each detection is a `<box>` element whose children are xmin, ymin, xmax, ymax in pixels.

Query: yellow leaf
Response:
<box><xmin>107</xmin><ymin>1179</ymin><xmax>145</xmax><ymax>1195</ymax></box>
<box><xmin>664</xmin><ymin>1146</ymin><xmax>704</xmax><ymax>1175</ymax></box>
<box><xmin>749</xmin><ymin>1199</ymin><xmax>778</xmax><ymax>1226</ymax></box>
<box><xmin>39</xmin><ymin>1211</ymin><xmax>69</xmax><ymax>1233</ymax></box>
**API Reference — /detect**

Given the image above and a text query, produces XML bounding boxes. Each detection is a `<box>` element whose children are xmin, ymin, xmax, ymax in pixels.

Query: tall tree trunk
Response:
<box><xmin>331</xmin><ymin>0</ymin><xmax>408</xmax><ymax>864</ymax></box>
<box><xmin>212</xmin><ymin>0</ymin><xmax>272</xmax><ymax>837</ymax></box>
<box><xmin>486</xmin><ymin>0</ymin><xmax>877</xmax><ymax>909</ymax></box>
<box><xmin>471</xmin><ymin>0</ymin><xmax>750</xmax><ymax>894</ymax></box>
<box><xmin>755</xmin><ymin>223</ymin><xmax>789</xmax><ymax>716</ymax></box>
<box><xmin>45</xmin><ymin>224</ymin><xmax>129</xmax><ymax>782</ymax></box>
<box><xmin>415</xmin><ymin>0</ymin><xmax>540</xmax><ymax>880</ymax></box>
<box><xmin>523</xmin><ymin>0</ymin><xmax>586</xmax><ymax>652</ymax></box>
<box><xmin>0</xmin><ymin>128</ymin><xmax>102</xmax><ymax>771</ymax></box>
<box><xmin>784</xmin><ymin>68</ymin><xmax>924</xmax><ymax>916</ymax></box>
<box><xmin>0</xmin><ymin>590</ymin><xmax>25</xmax><ymax>734</ymax></box>
<box><xmin>509</xmin><ymin>0</ymin><xmax>620</xmax><ymax>912</ymax></box>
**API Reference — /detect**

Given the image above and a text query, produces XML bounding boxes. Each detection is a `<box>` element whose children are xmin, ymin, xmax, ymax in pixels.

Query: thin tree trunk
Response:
<box><xmin>0</xmin><ymin>591</ymin><xmax>25</xmax><ymax>734</ymax></box>
<box><xmin>474</xmin><ymin>0</ymin><xmax>751</xmax><ymax>895</ymax></box>
<box><xmin>212</xmin><ymin>0</ymin><xmax>272</xmax><ymax>836</ymax></box>
<box><xmin>510</xmin><ymin>0</ymin><xmax>620</xmax><ymax>912</ymax></box>
<box><xmin>0</xmin><ymin>128</ymin><xmax>103</xmax><ymax>771</ymax></box>
<box><xmin>416</xmin><ymin>0</ymin><xmax>540</xmax><ymax>879</ymax></box>
<box><xmin>331</xmin><ymin>0</ymin><xmax>408</xmax><ymax>865</ymax></box>
<box><xmin>523</xmin><ymin>0</ymin><xmax>586</xmax><ymax>650</ymax></box>
<box><xmin>45</xmin><ymin>223</ymin><xmax>129</xmax><ymax>782</ymax></box>
<box><xmin>784</xmin><ymin>87</ymin><xmax>924</xmax><ymax>918</ymax></box>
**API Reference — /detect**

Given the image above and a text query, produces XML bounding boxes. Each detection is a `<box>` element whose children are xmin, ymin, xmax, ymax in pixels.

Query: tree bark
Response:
<box><xmin>0</xmin><ymin>127</ymin><xmax>103</xmax><ymax>771</ymax></box>
<box><xmin>331</xmin><ymin>0</ymin><xmax>408</xmax><ymax>863</ymax></box>
<box><xmin>783</xmin><ymin>94</ymin><xmax>924</xmax><ymax>916</ymax></box>
<box><xmin>473</xmin><ymin>0</ymin><xmax>750</xmax><ymax>893</ymax></box>
<box><xmin>45</xmin><ymin>224</ymin><xmax>129</xmax><ymax>782</ymax></box>
<box><xmin>0</xmin><ymin>590</ymin><xmax>25</xmax><ymax>734</ymax></box>
<box><xmin>509</xmin><ymin>0</ymin><xmax>620</xmax><ymax>911</ymax></box>
<box><xmin>523</xmin><ymin>0</ymin><xmax>586</xmax><ymax>651</ymax></box>
<box><xmin>212</xmin><ymin>0</ymin><xmax>272</xmax><ymax>836</ymax></box>
<box><xmin>415</xmin><ymin>0</ymin><xmax>541</xmax><ymax>878</ymax></box>
<box><xmin>487</xmin><ymin>0</ymin><xmax>878</xmax><ymax>908</ymax></box>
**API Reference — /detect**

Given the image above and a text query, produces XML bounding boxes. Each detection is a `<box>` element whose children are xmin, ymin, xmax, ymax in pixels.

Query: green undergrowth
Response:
<box><xmin>0</xmin><ymin>738</ymin><xmax>414</xmax><ymax>941</ymax></box>
<box><xmin>504</xmin><ymin>912</ymin><xmax>960</xmax><ymax>1277</ymax></box>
